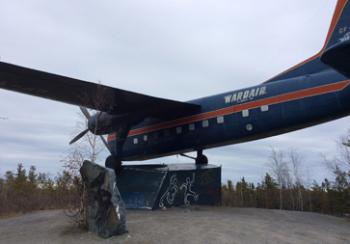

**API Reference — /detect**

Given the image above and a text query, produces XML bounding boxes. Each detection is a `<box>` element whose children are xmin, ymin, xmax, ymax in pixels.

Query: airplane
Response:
<box><xmin>1</xmin><ymin>0</ymin><xmax>350</xmax><ymax>173</ymax></box>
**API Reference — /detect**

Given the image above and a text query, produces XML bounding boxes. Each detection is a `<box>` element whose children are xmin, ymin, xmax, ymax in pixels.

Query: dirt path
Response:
<box><xmin>0</xmin><ymin>207</ymin><xmax>349</xmax><ymax>244</ymax></box>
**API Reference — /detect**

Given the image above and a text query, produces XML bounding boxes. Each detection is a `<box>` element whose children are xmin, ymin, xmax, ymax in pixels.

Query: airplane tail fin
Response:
<box><xmin>321</xmin><ymin>0</ymin><xmax>350</xmax><ymax>77</ymax></box>
<box><xmin>265</xmin><ymin>0</ymin><xmax>350</xmax><ymax>83</ymax></box>
<box><xmin>323</xmin><ymin>0</ymin><xmax>350</xmax><ymax>50</ymax></box>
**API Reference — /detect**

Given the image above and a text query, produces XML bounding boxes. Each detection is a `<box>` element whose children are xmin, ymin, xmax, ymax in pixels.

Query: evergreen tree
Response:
<box><xmin>28</xmin><ymin>166</ymin><xmax>37</xmax><ymax>185</ymax></box>
<box><xmin>13</xmin><ymin>164</ymin><xmax>27</xmax><ymax>195</ymax></box>
<box><xmin>227</xmin><ymin>180</ymin><xmax>234</xmax><ymax>192</ymax></box>
<box><xmin>5</xmin><ymin>170</ymin><xmax>14</xmax><ymax>184</ymax></box>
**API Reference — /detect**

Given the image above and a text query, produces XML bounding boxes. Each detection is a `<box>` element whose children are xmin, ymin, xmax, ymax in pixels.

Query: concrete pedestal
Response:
<box><xmin>117</xmin><ymin>164</ymin><xmax>221</xmax><ymax>209</ymax></box>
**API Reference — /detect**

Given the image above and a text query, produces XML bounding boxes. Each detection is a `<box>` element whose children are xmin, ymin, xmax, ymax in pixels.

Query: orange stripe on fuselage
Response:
<box><xmin>107</xmin><ymin>133</ymin><xmax>116</xmax><ymax>141</ymax></box>
<box><xmin>107</xmin><ymin>80</ymin><xmax>350</xmax><ymax>142</ymax></box>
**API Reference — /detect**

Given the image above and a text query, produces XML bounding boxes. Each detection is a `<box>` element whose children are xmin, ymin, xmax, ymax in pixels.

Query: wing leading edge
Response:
<box><xmin>0</xmin><ymin>62</ymin><xmax>200</xmax><ymax>116</ymax></box>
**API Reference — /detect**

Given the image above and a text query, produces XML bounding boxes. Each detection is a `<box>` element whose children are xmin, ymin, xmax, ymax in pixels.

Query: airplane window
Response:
<box><xmin>133</xmin><ymin>138</ymin><xmax>138</xmax><ymax>144</ymax></box>
<box><xmin>246</xmin><ymin>123</ymin><xmax>253</xmax><ymax>131</ymax></box>
<box><xmin>176</xmin><ymin>127</ymin><xmax>182</xmax><ymax>134</ymax></box>
<box><xmin>261</xmin><ymin>105</ymin><xmax>269</xmax><ymax>112</ymax></box>
<box><xmin>242</xmin><ymin>110</ymin><xmax>249</xmax><ymax>117</ymax></box>
<box><xmin>143</xmin><ymin>135</ymin><xmax>148</xmax><ymax>142</ymax></box>
<box><xmin>217</xmin><ymin>116</ymin><xmax>224</xmax><ymax>124</ymax></box>
<box><xmin>189</xmin><ymin>123</ymin><xmax>195</xmax><ymax>131</ymax></box>
<box><xmin>202</xmin><ymin>120</ymin><xmax>209</xmax><ymax>128</ymax></box>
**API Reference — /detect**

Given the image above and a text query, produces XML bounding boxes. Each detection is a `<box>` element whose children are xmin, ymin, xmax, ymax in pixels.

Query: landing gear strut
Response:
<box><xmin>195</xmin><ymin>149</ymin><xmax>208</xmax><ymax>165</ymax></box>
<box><xmin>180</xmin><ymin>149</ymin><xmax>208</xmax><ymax>165</ymax></box>
<box><xmin>105</xmin><ymin>125</ymin><xmax>130</xmax><ymax>175</ymax></box>
<box><xmin>105</xmin><ymin>155</ymin><xmax>123</xmax><ymax>175</ymax></box>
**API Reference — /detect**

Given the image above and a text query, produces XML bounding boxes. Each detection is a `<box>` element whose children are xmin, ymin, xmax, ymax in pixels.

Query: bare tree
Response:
<box><xmin>323</xmin><ymin>130</ymin><xmax>350</xmax><ymax>183</ymax></box>
<box><xmin>289</xmin><ymin>149</ymin><xmax>304</xmax><ymax>211</ymax></box>
<box><xmin>338</xmin><ymin>133</ymin><xmax>350</xmax><ymax>171</ymax></box>
<box><xmin>63</xmin><ymin>111</ymin><xmax>105</xmax><ymax>171</ymax></box>
<box><xmin>62</xmin><ymin>111</ymin><xmax>106</xmax><ymax>228</ymax></box>
<box><xmin>268</xmin><ymin>148</ymin><xmax>290</xmax><ymax>210</ymax></box>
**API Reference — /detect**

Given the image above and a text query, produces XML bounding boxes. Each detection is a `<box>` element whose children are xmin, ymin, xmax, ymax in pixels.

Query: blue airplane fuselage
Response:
<box><xmin>108</xmin><ymin>68</ymin><xmax>350</xmax><ymax>161</ymax></box>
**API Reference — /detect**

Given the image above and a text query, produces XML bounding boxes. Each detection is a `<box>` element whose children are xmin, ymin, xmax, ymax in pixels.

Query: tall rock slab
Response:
<box><xmin>80</xmin><ymin>160</ymin><xmax>127</xmax><ymax>238</ymax></box>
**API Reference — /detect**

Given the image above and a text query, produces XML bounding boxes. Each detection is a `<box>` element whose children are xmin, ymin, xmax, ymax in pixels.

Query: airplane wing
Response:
<box><xmin>0</xmin><ymin>62</ymin><xmax>200</xmax><ymax>116</ymax></box>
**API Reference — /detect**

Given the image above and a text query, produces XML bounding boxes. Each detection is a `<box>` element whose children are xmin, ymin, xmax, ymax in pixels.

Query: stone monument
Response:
<box><xmin>80</xmin><ymin>160</ymin><xmax>127</xmax><ymax>238</ymax></box>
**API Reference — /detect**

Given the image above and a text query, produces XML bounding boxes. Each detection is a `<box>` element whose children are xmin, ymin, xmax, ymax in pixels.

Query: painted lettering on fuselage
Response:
<box><xmin>339</xmin><ymin>31</ymin><xmax>350</xmax><ymax>42</ymax></box>
<box><xmin>224</xmin><ymin>86</ymin><xmax>267</xmax><ymax>104</ymax></box>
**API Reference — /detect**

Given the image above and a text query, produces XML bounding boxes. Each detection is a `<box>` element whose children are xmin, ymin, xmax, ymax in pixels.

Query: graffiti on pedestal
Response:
<box><xmin>180</xmin><ymin>173</ymin><xmax>199</xmax><ymax>206</ymax></box>
<box><xmin>159</xmin><ymin>173</ymin><xmax>199</xmax><ymax>208</ymax></box>
<box><xmin>159</xmin><ymin>174</ymin><xmax>178</xmax><ymax>208</ymax></box>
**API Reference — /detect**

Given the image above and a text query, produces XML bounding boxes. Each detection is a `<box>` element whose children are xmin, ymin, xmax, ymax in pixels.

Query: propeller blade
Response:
<box><xmin>79</xmin><ymin>106</ymin><xmax>91</xmax><ymax>119</ymax></box>
<box><xmin>69</xmin><ymin>128</ymin><xmax>89</xmax><ymax>145</ymax></box>
<box><xmin>99</xmin><ymin>135</ymin><xmax>111</xmax><ymax>152</ymax></box>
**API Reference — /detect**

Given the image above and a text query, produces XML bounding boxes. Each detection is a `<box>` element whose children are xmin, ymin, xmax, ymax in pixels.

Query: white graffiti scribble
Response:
<box><xmin>159</xmin><ymin>174</ymin><xmax>178</xmax><ymax>208</ymax></box>
<box><xmin>180</xmin><ymin>173</ymin><xmax>199</xmax><ymax>206</ymax></box>
<box><xmin>159</xmin><ymin>173</ymin><xmax>200</xmax><ymax>208</ymax></box>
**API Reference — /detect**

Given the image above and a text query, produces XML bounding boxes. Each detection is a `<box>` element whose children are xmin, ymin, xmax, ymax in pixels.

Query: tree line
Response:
<box><xmin>2</xmin><ymin>158</ymin><xmax>349</xmax><ymax>217</ymax></box>
<box><xmin>222</xmin><ymin>173</ymin><xmax>350</xmax><ymax>216</ymax></box>
<box><xmin>0</xmin><ymin>164</ymin><xmax>80</xmax><ymax>216</ymax></box>
<box><xmin>222</xmin><ymin>147</ymin><xmax>350</xmax><ymax>216</ymax></box>
<box><xmin>0</xmin><ymin>111</ymin><xmax>104</xmax><ymax>220</ymax></box>
<box><xmin>1</xmin><ymin>131</ymin><xmax>350</xmax><ymax>217</ymax></box>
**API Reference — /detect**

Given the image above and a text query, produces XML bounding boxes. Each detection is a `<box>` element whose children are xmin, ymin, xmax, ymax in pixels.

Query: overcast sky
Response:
<box><xmin>0</xmin><ymin>0</ymin><xmax>347</xmax><ymax>184</ymax></box>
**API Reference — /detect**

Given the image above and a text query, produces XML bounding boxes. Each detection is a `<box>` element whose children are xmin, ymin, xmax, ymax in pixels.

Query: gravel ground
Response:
<box><xmin>0</xmin><ymin>207</ymin><xmax>349</xmax><ymax>244</ymax></box>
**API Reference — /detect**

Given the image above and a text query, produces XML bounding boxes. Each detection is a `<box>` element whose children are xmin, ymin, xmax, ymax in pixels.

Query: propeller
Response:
<box><xmin>80</xmin><ymin>106</ymin><xmax>91</xmax><ymax>119</ymax></box>
<box><xmin>69</xmin><ymin>106</ymin><xmax>111</xmax><ymax>153</ymax></box>
<box><xmin>69</xmin><ymin>128</ymin><xmax>89</xmax><ymax>145</ymax></box>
